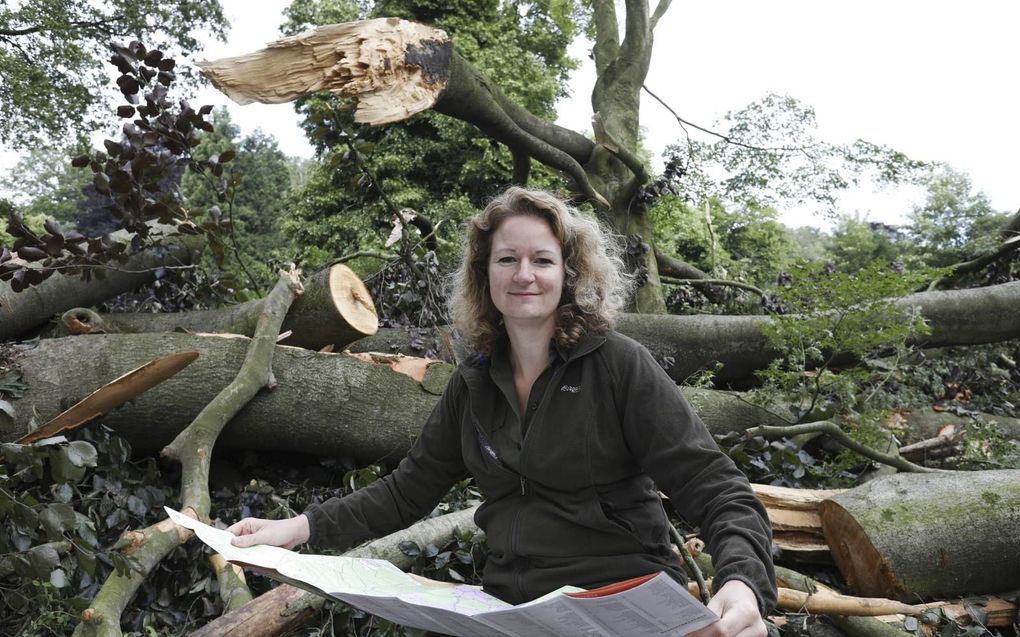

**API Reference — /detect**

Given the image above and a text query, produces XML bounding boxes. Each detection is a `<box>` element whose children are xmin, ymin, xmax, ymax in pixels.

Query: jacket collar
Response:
<box><xmin>461</xmin><ymin>330</ymin><xmax>608</xmax><ymax>384</ymax></box>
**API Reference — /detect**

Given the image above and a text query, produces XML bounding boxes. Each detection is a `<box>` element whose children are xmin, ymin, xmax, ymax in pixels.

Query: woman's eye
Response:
<box><xmin>534</xmin><ymin>258</ymin><xmax>554</xmax><ymax>265</ymax></box>
<box><xmin>496</xmin><ymin>256</ymin><xmax>516</xmax><ymax>264</ymax></box>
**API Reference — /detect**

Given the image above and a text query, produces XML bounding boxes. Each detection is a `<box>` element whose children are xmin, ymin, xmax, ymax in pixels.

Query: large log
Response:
<box><xmin>358</xmin><ymin>282</ymin><xmax>1020</xmax><ymax>383</ymax></box>
<box><xmin>2</xmin><ymin>333</ymin><xmax>790</xmax><ymax>460</ymax></box>
<box><xmin>818</xmin><ymin>470</ymin><xmax>1020</xmax><ymax>600</ymax></box>
<box><xmin>4</xmin><ymin>333</ymin><xmax>447</xmax><ymax>462</ymax></box>
<box><xmin>0</xmin><ymin>225</ymin><xmax>203</xmax><ymax>342</ymax></box>
<box><xmin>53</xmin><ymin>264</ymin><xmax>379</xmax><ymax>350</ymax></box>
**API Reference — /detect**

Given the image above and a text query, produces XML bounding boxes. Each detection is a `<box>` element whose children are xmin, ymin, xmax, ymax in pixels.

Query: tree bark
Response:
<box><xmin>3</xmin><ymin>333</ymin><xmax>1015</xmax><ymax>462</ymax></box>
<box><xmin>354</xmin><ymin>281</ymin><xmax>1020</xmax><ymax>383</ymax></box>
<box><xmin>0</xmin><ymin>226</ymin><xmax>203</xmax><ymax>342</ymax></box>
<box><xmin>52</xmin><ymin>264</ymin><xmax>379</xmax><ymax>350</ymax></box>
<box><xmin>817</xmin><ymin>469</ymin><xmax>1020</xmax><ymax>600</ymax></box>
<box><xmin>4</xmin><ymin>333</ymin><xmax>450</xmax><ymax>464</ymax></box>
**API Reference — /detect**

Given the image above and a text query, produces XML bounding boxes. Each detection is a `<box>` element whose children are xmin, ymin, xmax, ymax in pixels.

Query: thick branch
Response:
<box><xmin>72</xmin><ymin>271</ymin><xmax>303</xmax><ymax>637</ymax></box>
<box><xmin>197</xmin><ymin>20</ymin><xmax>600</xmax><ymax>200</ymax></box>
<box><xmin>745</xmin><ymin>421</ymin><xmax>944</xmax><ymax>474</ymax></box>
<box><xmin>591</xmin><ymin>0</ymin><xmax>621</xmax><ymax>75</ymax></box>
<box><xmin>620</xmin><ymin>0</ymin><xmax>651</xmax><ymax>67</ymax></box>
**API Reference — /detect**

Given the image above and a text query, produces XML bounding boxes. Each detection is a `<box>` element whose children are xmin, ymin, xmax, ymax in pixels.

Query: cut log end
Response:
<box><xmin>818</xmin><ymin>499</ymin><xmax>907</xmax><ymax>599</ymax></box>
<box><xmin>328</xmin><ymin>264</ymin><xmax>379</xmax><ymax>336</ymax></box>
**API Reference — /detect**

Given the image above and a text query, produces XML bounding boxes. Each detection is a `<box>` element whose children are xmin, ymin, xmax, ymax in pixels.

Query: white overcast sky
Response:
<box><xmin>3</xmin><ymin>0</ymin><xmax>1017</xmax><ymax>230</ymax></box>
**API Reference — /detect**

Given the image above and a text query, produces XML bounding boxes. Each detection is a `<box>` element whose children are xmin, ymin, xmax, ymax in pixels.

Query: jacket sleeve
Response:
<box><xmin>302</xmin><ymin>370</ymin><xmax>470</xmax><ymax>551</ymax></box>
<box><xmin>610</xmin><ymin>338</ymin><xmax>777</xmax><ymax>615</ymax></box>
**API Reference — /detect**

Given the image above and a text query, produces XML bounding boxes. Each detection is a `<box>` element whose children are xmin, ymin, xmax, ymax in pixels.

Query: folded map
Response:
<box><xmin>165</xmin><ymin>506</ymin><xmax>718</xmax><ymax>637</ymax></box>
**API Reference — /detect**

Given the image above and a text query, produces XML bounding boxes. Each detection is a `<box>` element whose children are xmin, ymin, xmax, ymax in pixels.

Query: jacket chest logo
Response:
<box><xmin>559</xmin><ymin>384</ymin><xmax>581</xmax><ymax>393</ymax></box>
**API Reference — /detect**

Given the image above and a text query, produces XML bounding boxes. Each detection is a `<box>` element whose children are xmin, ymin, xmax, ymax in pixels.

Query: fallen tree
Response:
<box><xmin>0</xmin><ymin>225</ymin><xmax>204</xmax><ymax>342</ymax></box>
<box><xmin>51</xmin><ymin>264</ymin><xmax>379</xmax><ymax>350</ymax></box>
<box><xmin>5</xmin><ymin>333</ymin><xmax>1016</xmax><ymax>462</ymax></box>
<box><xmin>91</xmin><ymin>280</ymin><xmax>1020</xmax><ymax>383</ymax></box>
<box><xmin>818</xmin><ymin>469</ymin><xmax>1020</xmax><ymax>600</ymax></box>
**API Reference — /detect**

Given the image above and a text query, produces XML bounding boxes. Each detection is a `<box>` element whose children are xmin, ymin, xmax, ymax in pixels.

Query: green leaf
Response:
<box><xmin>39</xmin><ymin>503</ymin><xmax>76</xmax><ymax>540</ymax></box>
<box><xmin>27</xmin><ymin>544</ymin><xmax>62</xmax><ymax>578</ymax></box>
<box><xmin>51</xmin><ymin>482</ymin><xmax>74</xmax><ymax>503</ymax></box>
<box><xmin>49</xmin><ymin>447</ymin><xmax>86</xmax><ymax>483</ymax></box>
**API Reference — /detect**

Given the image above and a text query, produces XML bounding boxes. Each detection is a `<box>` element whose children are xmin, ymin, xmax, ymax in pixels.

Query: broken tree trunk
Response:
<box><xmin>52</xmin><ymin>264</ymin><xmax>378</xmax><ymax>350</ymax></box>
<box><xmin>73</xmin><ymin>270</ymin><xmax>304</xmax><ymax>637</ymax></box>
<box><xmin>818</xmin><ymin>469</ymin><xmax>1020</xmax><ymax>600</ymax></box>
<box><xmin>0</xmin><ymin>224</ymin><xmax>204</xmax><ymax>342</ymax></box>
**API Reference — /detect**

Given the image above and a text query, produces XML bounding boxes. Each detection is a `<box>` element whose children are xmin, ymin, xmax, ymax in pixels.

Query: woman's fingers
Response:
<box><xmin>227</xmin><ymin>515</ymin><xmax>310</xmax><ymax>549</ymax></box>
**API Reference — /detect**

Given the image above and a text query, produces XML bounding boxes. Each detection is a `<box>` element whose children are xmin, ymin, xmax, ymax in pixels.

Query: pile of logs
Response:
<box><xmin>2</xmin><ymin>263</ymin><xmax>1019</xmax><ymax>636</ymax></box>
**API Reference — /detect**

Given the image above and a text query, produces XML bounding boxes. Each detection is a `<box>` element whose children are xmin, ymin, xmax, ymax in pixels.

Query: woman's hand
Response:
<box><xmin>687</xmin><ymin>579</ymin><xmax>765</xmax><ymax>637</ymax></box>
<box><xmin>227</xmin><ymin>514</ymin><xmax>310</xmax><ymax>550</ymax></box>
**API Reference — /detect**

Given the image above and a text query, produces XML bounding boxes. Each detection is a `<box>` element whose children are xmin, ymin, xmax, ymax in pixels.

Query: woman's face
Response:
<box><xmin>488</xmin><ymin>214</ymin><xmax>565</xmax><ymax>330</ymax></box>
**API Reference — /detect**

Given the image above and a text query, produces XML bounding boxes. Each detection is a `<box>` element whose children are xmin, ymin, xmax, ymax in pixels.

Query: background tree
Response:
<box><xmin>907</xmin><ymin>165</ymin><xmax>1009</xmax><ymax>267</ymax></box>
<box><xmin>0</xmin><ymin>0</ymin><xmax>227</xmax><ymax>149</ymax></box>
<box><xmin>0</xmin><ymin>145</ymin><xmax>92</xmax><ymax>224</ymax></box>
<box><xmin>182</xmin><ymin>108</ymin><xmax>297</xmax><ymax>293</ymax></box>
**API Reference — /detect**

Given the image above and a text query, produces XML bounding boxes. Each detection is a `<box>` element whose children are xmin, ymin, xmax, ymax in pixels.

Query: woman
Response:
<box><xmin>229</xmin><ymin>186</ymin><xmax>776</xmax><ymax>636</ymax></box>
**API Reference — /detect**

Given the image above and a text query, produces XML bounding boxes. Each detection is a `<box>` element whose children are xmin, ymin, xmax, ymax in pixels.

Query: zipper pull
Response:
<box><xmin>520</xmin><ymin>476</ymin><xmax>527</xmax><ymax>495</ymax></box>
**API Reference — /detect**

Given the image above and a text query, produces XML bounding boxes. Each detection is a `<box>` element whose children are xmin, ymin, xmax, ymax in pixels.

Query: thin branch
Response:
<box><xmin>643</xmin><ymin>84</ymin><xmax>815</xmax><ymax>153</ymax></box>
<box><xmin>0</xmin><ymin>17</ymin><xmax>122</xmax><ymax>37</ymax></box>
<box><xmin>660</xmin><ymin>276</ymin><xmax>765</xmax><ymax>297</ymax></box>
<box><xmin>668</xmin><ymin>523</ymin><xmax>710</xmax><ymax>604</ymax></box>
<box><xmin>745</xmin><ymin>420</ymin><xmax>947</xmax><ymax>473</ymax></box>
<box><xmin>651</xmin><ymin>0</ymin><xmax>673</xmax><ymax>30</ymax></box>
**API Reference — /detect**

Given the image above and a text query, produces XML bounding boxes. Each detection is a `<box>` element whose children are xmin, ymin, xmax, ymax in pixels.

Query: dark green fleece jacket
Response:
<box><xmin>304</xmin><ymin>330</ymin><xmax>777</xmax><ymax>613</ymax></box>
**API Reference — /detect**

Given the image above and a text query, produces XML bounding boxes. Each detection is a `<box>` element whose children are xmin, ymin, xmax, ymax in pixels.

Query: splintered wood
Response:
<box><xmin>751</xmin><ymin>483</ymin><xmax>842</xmax><ymax>563</ymax></box>
<box><xmin>197</xmin><ymin>18</ymin><xmax>451</xmax><ymax>125</ymax></box>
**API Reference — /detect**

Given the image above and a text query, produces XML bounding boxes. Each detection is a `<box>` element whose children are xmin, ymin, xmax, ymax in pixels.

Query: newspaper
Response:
<box><xmin>166</xmin><ymin>507</ymin><xmax>718</xmax><ymax>637</ymax></box>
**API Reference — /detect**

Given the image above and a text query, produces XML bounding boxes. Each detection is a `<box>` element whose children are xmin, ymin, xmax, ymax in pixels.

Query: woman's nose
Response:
<box><xmin>513</xmin><ymin>261</ymin><xmax>535</xmax><ymax>282</ymax></box>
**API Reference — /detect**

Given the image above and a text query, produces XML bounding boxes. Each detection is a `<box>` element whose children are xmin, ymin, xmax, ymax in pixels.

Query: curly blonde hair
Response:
<box><xmin>449</xmin><ymin>186</ymin><xmax>632</xmax><ymax>353</ymax></box>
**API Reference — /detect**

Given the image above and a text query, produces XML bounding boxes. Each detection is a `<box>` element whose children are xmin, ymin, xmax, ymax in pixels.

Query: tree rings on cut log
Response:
<box><xmin>279</xmin><ymin>264</ymin><xmax>378</xmax><ymax>350</ymax></box>
<box><xmin>818</xmin><ymin>470</ymin><xmax>1020</xmax><ymax>600</ymax></box>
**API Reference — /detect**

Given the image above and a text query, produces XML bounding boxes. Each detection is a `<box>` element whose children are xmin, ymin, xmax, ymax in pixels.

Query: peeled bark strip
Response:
<box><xmin>818</xmin><ymin>470</ymin><xmax>1020</xmax><ymax>600</ymax></box>
<box><xmin>53</xmin><ymin>264</ymin><xmax>378</xmax><ymax>350</ymax></box>
<box><xmin>73</xmin><ymin>271</ymin><xmax>304</xmax><ymax>637</ymax></box>
<box><xmin>190</xmin><ymin>506</ymin><xmax>480</xmax><ymax>637</ymax></box>
<box><xmin>14</xmin><ymin>351</ymin><xmax>198</xmax><ymax>444</ymax></box>
<box><xmin>0</xmin><ymin>225</ymin><xmax>203</xmax><ymax>342</ymax></box>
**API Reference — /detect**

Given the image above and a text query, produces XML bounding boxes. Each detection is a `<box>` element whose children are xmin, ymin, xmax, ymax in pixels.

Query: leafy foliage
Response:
<box><xmin>756</xmin><ymin>261</ymin><xmax>935</xmax><ymax>421</ymax></box>
<box><xmin>668</xmin><ymin>93</ymin><xmax>929</xmax><ymax>216</ymax></box>
<box><xmin>0</xmin><ymin>0</ymin><xmax>227</xmax><ymax>149</ymax></box>
<box><xmin>0</xmin><ymin>41</ymin><xmax>237</xmax><ymax>297</ymax></box>
<box><xmin>0</xmin><ymin>425</ymin><xmax>221</xmax><ymax>636</ymax></box>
